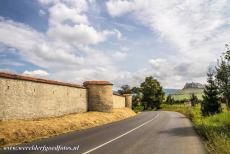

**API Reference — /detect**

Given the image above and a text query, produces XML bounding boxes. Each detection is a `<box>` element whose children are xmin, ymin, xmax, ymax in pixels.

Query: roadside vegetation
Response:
<box><xmin>161</xmin><ymin>45</ymin><xmax>230</xmax><ymax>154</ymax></box>
<box><xmin>160</xmin><ymin>104</ymin><xmax>230</xmax><ymax>154</ymax></box>
<box><xmin>0</xmin><ymin>108</ymin><xmax>135</xmax><ymax>147</ymax></box>
<box><xmin>117</xmin><ymin>43</ymin><xmax>230</xmax><ymax>154</ymax></box>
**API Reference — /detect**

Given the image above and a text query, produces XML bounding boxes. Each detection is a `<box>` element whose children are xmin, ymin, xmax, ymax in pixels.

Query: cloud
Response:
<box><xmin>0</xmin><ymin>0</ymin><xmax>123</xmax><ymax>85</ymax></box>
<box><xmin>149</xmin><ymin>58</ymin><xmax>168</xmax><ymax>69</ymax></box>
<box><xmin>0</xmin><ymin>60</ymin><xmax>24</xmax><ymax>66</ymax></box>
<box><xmin>112</xmin><ymin>51</ymin><xmax>127</xmax><ymax>60</ymax></box>
<box><xmin>106</xmin><ymin>0</ymin><xmax>134</xmax><ymax>17</ymax></box>
<box><xmin>1</xmin><ymin>0</ymin><xmax>229</xmax><ymax>89</ymax></box>
<box><xmin>0</xmin><ymin>0</ymin><xmax>124</xmax><ymax>85</ymax></box>
<box><xmin>0</xmin><ymin>17</ymin><xmax>43</xmax><ymax>52</ymax></box>
<box><xmin>47</xmin><ymin>24</ymin><xmax>112</xmax><ymax>45</ymax></box>
<box><xmin>39</xmin><ymin>9</ymin><xmax>46</xmax><ymax>16</ymax></box>
<box><xmin>106</xmin><ymin>0</ymin><xmax>230</xmax><ymax>88</ymax></box>
<box><xmin>0</xmin><ymin>18</ymin><xmax>85</xmax><ymax>68</ymax></box>
<box><xmin>48</xmin><ymin>2</ymin><xmax>89</xmax><ymax>25</ymax></box>
<box><xmin>23</xmin><ymin>69</ymin><xmax>49</xmax><ymax>76</ymax></box>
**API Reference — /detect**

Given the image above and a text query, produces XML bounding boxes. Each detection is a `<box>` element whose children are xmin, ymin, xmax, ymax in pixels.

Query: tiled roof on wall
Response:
<box><xmin>83</xmin><ymin>81</ymin><xmax>113</xmax><ymax>86</ymax></box>
<box><xmin>0</xmin><ymin>72</ymin><xmax>86</xmax><ymax>89</ymax></box>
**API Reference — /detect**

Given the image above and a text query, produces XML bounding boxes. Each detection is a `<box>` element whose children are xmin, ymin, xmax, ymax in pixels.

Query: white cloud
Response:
<box><xmin>0</xmin><ymin>0</ymin><xmax>122</xmax><ymax>85</ymax></box>
<box><xmin>47</xmin><ymin>24</ymin><xmax>111</xmax><ymax>45</ymax></box>
<box><xmin>23</xmin><ymin>69</ymin><xmax>49</xmax><ymax>76</ymax></box>
<box><xmin>1</xmin><ymin>0</ymin><xmax>229</xmax><ymax>89</ymax></box>
<box><xmin>39</xmin><ymin>9</ymin><xmax>46</xmax><ymax>16</ymax></box>
<box><xmin>0</xmin><ymin>18</ymin><xmax>43</xmax><ymax>52</ymax></box>
<box><xmin>113</xmin><ymin>29</ymin><xmax>122</xmax><ymax>39</ymax></box>
<box><xmin>106</xmin><ymin>0</ymin><xmax>134</xmax><ymax>17</ymax></box>
<box><xmin>106</xmin><ymin>0</ymin><xmax>230</xmax><ymax>88</ymax></box>
<box><xmin>0</xmin><ymin>0</ymin><xmax>122</xmax><ymax>67</ymax></box>
<box><xmin>0</xmin><ymin>18</ymin><xmax>85</xmax><ymax>68</ymax></box>
<box><xmin>149</xmin><ymin>58</ymin><xmax>168</xmax><ymax>69</ymax></box>
<box><xmin>48</xmin><ymin>2</ymin><xmax>89</xmax><ymax>25</ymax></box>
<box><xmin>45</xmin><ymin>1</ymin><xmax>120</xmax><ymax>46</ymax></box>
<box><xmin>112</xmin><ymin>51</ymin><xmax>127</xmax><ymax>60</ymax></box>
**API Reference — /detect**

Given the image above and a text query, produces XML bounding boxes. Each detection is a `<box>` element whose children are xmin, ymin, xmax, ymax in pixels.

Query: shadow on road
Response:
<box><xmin>158</xmin><ymin>126</ymin><xmax>197</xmax><ymax>137</ymax></box>
<box><xmin>175</xmin><ymin>116</ymin><xmax>188</xmax><ymax>119</ymax></box>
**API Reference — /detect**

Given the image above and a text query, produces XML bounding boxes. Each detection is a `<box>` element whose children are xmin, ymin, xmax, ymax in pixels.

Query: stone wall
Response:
<box><xmin>113</xmin><ymin>94</ymin><xmax>125</xmax><ymax>109</ymax></box>
<box><xmin>0</xmin><ymin>72</ymin><xmax>132</xmax><ymax>120</ymax></box>
<box><xmin>83</xmin><ymin>81</ymin><xmax>113</xmax><ymax>112</ymax></box>
<box><xmin>123</xmin><ymin>94</ymin><xmax>132</xmax><ymax>109</ymax></box>
<box><xmin>0</xmin><ymin>73</ymin><xmax>87</xmax><ymax>120</ymax></box>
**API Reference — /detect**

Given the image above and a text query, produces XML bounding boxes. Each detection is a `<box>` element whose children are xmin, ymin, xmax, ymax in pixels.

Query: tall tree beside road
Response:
<box><xmin>140</xmin><ymin>76</ymin><xmax>164</xmax><ymax>109</ymax></box>
<box><xmin>216</xmin><ymin>43</ymin><xmax>230</xmax><ymax>110</ymax></box>
<box><xmin>131</xmin><ymin>87</ymin><xmax>142</xmax><ymax>107</ymax></box>
<box><xmin>202</xmin><ymin>70</ymin><xmax>222</xmax><ymax>116</ymax></box>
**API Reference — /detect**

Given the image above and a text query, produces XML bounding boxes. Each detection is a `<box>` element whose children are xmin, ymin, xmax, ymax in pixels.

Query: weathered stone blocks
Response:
<box><xmin>123</xmin><ymin>94</ymin><xmax>132</xmax><ymax>109</ymax></box>
<box><xmin>0</xmin><ymin>72</ymin><xmax>133</xmax><ymax>120</ymax></box>
<box><xmin>83</xmin><ymin>81</ymin><xmax>113</xmax><ymax>112</ymax></box>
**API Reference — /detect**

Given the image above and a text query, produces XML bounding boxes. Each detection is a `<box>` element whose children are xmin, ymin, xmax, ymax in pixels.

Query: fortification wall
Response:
<box><xmin>84</xmin><ymin>81</ymin><xmax>113</xmax><ymax>112</ymax></box>
<box><xmin>113</xmin><ymin>94</ymin><xmax>125</xmax><ymax>109</ymax></box>
<box><xmin>0</xmin><ymin>73</ymin><xmax>87</xmax><ymax>120</ymax></box>
<box><xmin>0</xmin><ymin>72</ymin><xmax>132</xmax><ymax>120</ymax></box>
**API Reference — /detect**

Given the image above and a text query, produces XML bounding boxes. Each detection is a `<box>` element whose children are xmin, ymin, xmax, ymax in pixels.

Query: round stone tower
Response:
<box><xmin>123</xmin><ymin>94</ymin><xmax>132</xmax><ymax>109</ymax></box>
<box><xmin>83</xmin><ymin>81</ymin><xmax>113</xmax><ymax>112</ymax></box>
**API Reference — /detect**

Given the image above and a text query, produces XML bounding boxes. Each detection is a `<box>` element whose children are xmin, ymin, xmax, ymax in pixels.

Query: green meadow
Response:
<box><xmin>171</xmin><ymin>88</ymin><xmax>204</xmax><ymax>101</ymax></box>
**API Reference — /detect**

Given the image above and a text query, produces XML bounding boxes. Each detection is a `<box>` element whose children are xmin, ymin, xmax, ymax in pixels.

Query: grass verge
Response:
<box><xmin>0</xmin><ymin>108</ymin><xmax>136</xmax><ymax>147</ymax></box>
<box><xmin>160</xmin><ymin>104</ymin><xmax>230</xmax><ymax>154</ymax></box>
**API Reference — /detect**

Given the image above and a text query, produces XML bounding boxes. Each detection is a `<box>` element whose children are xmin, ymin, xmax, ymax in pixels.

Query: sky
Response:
<box><xmin>0</xmin><ymin>0</ymin><xmax>229</xmax><ymax>89</ymax></box>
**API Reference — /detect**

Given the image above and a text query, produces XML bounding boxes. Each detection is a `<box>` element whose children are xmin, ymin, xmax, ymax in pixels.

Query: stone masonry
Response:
<box><xmin>0</xmin><ymin>72</ymin><xmax>132</xmax><ymax>120</ymax></box>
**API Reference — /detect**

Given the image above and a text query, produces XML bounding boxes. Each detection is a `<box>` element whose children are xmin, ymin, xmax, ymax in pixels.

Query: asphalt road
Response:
<box><xmin>1</xmin><ymin>111</ymin><xmax>208</xmax><ymax>154</ymax></box>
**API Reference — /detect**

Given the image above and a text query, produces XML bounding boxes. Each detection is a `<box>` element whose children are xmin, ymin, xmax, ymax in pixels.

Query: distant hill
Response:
<box><xmin>183</xmin><ymin>82</ymin><xmax>204</xmax><ymax>89</ymax></box>
<box><xmin>171</xmin><ymin>82</ymin><xmax>204</xmax><ymax>101</ymax></box>
<box><xmin>164</xmin><ymin>89</ymin><xmax>179</xmax><ymax>95</ymax></box>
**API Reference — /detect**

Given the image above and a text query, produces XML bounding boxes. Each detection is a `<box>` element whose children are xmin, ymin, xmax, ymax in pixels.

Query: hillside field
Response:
<box><xmin>171</xmin><ymin>88</ymin><xmax>204</xmax><ymax>101</ymax></box>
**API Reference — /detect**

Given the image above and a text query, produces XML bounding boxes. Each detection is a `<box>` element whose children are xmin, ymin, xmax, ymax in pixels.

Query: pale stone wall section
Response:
<box><xmin>113</xmin><ymin>95</ymin><xmax>125</xmax><ymax>109</ymax></box>
<box><xmin>123</xmin><ymin>94</ymin><xmax>132</xmax><ymax>109</ymax></box>
<box><xmin>0</xmin><ymin>72</ymin><xmax>133</xmax><ymax>120</ymax></box>
<box><xmin>84</xmin><ymin>81</ymin><xmax>113</xmax><ymax>112</ymax></box>
<box><xmin>0</xmin><ymin>77</ymin><xmax>87</xmax><ymax>120</ymax></box>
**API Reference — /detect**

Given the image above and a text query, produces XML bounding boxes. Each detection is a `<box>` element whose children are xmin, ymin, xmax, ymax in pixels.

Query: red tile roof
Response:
<box><xmin>0</xmin><ymin>72</ymin><xmax>85</xmax><ymax>89</ymax></box>
<box><xmin>83</xmin><ymin>81</ymin><xmax>113</xmax><ymax>86</ymax></box>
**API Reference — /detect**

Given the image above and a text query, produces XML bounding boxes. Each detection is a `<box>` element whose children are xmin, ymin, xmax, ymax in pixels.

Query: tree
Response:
<box><xmin>201</xmin><ymin>69</ymin><xmax>222</xmax><ymax>116</ymax></box>
<box><xmin>140</xmin><ymin>76</ymin><xmax>164</xmax><ymax>109</ymax></box>
<box><xmin>216</xmin><ymin>43</ymin><xmax>230</xmax><ymax>110</ymax></box>
<box><xmin>131</xmin><ymin>86</ymin><xmax>142</xmax><ymax>107</ymax></box>
<box><xmin>166</xmin><ymin>95</ymin><xmax>174</xmax><ymax>105</ymax></box>
<box><xmin>118</xmin><ymin>85</ymin><xmax>132</xmax><ymax>95</ymax></box>
<box><xmin>190</xmin><ymin>93</ymin><xmax>198</xmax><ymax>106</ymax></box>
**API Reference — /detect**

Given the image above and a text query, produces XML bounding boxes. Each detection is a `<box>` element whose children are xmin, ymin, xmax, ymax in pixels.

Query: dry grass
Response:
<box><xmin>0</xmin><ymin>108</ymin><xmax>136</xmax><ymax>147</ymax></box>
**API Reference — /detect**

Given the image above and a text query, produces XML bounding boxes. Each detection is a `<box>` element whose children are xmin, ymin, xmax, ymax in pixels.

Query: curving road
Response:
<box><xmin>1</xmin><ymin>111</ymin><xmax>208</xmax><ymax>154</ymax></box>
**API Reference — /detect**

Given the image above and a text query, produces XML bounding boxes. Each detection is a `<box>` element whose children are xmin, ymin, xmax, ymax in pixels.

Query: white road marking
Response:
<box><xmin>82</xmin><ymin>113</ymin><xmax>160</xmax><ymax>154</ymax></box>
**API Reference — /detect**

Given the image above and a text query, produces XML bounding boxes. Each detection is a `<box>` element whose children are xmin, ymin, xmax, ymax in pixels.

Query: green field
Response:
<box><xmin>171</xmin><ymin>88</ymin><xmax>204</xmax><ymax>101</ymax></box>
<box><xmin>160</xmin><ymin>104</ymin><xmax>230</xmax><ymax>154</ymax></box>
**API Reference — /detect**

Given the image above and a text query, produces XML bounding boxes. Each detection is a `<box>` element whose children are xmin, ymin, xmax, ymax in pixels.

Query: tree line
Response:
<box><xmin>118</xmin><ymin>43</ymin><xmax>230</xmax><ymax>115</ymax></box>
<box><xmin>201</xmin><ymin>43</ymin><xmax>230</xmax><ymax>115</ymax></box>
